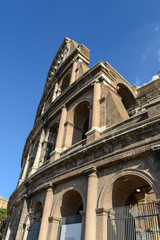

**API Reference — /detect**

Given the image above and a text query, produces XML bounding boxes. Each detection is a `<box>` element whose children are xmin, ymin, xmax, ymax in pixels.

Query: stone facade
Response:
<box><xmin>0</xmin><ymin>196</ymin><xmax>8</xmax><ymax>209</ymax></box>
<box><xmin>4</xmin><ymin>38</ymin><xmax>160</xmax><ymax>240</ymax></box>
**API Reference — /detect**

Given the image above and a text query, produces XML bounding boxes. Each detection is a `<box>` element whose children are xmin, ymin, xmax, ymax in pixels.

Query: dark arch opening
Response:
<box><xmin>32</xmin><ymin>201</ymin><xmax>43</xmax><ymax>222</ymax></box>
<box><xmin>72</xmin><ymin>101</ymin><xmax>90</xmax><ymax>145</ymax></box>
<box><xmin>61</xmin><ymin>74</ymin><xmax>71</xmax><ymax>92</ymax></box>
<box><xmin>112</xmin><ymin>175</ymin><xmax>155</xmax><ymax>208</ymax></box>
<box><xmin>117</xmin><ymin>84</ymin><xmax>135</xmax><ymax>111</ymax></box>
<box><xmin>44</xmin><ymin>123</ymin><xmax>59</xmax><ymax>162</ymax></box>
<box><xmin>27</xmin><ymin>202</ymin><xmax>43</xmax><ymax>240</ymax></box>
<box><xmin>110</xmin><ymin>175</ymin><xmax>157</xmax><ymax>240</ymax></box>
<box><xmin>82</xmin><ymin>117</ymin><xmax>89</xmax><ymax>140</ymax></box>
<box><xmin>61</xmin><ymin>190</ymin><xmax>83</xmax><ymax>217</ymax></box>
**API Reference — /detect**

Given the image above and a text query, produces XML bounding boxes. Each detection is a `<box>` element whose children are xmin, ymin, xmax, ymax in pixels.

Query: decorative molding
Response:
<box><xmin>83</xmin><ymin>166</ymin><xmax>97</xmax><ymax>176</ymax></box>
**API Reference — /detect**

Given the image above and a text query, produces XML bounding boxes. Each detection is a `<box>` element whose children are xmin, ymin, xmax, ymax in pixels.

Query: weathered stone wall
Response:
<box><xmin>5</xmin><ymin>38</ymin><xmax>160</xmax><ymax>240</ymax></box>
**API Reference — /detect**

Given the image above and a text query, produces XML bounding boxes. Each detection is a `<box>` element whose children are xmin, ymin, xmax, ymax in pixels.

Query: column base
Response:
<box><xmin>86</xmin><ymin>127</ymin><xmax>100</xmax><ymax>144</ymax></box>
<box><xmin>28</xmin><ymin>167</ymin><xmax>38</xmax><ymax>177</ymax></box>
<box><xmin>96</xmin><ymin>208</ymin><xmax>109</xmax><ymax>240</ymax></box>
<box><xmin>17</xmin><ymin>179</ymin><xmax>24</xmax><ymax>186</ymax></box>
<box><xmin>50</xmin><ymin>148</ymin><xmax>62</xmax><ymax>161</ymax></box>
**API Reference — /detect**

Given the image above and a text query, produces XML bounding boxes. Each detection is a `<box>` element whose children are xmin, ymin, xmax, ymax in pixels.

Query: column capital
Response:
<box><xmin>96</xmin><ymin>208</ymin><xmax>109</xmax><ymax>216</ymax></box>
<box><xmin>83</xmin><ymin>166</ymin><xmax>97</xmax><ymax>177</ymax></box>
<box><xmin>43</xmin><ymin>182</ymin><xmax>53</xmax><ymax>191</ymax></box>
<box><xmin>21</xmin><ymin>194</ymin><xmax>28</xmax><ymax>201</ymax></box>
<box><xmin>79</xmin><ymin>210</ymin><xmax>85</xmax><ymax>216</ymax></box>
<box><xmin>61</xmin><ymin>104</ymin><xmax>66</xmax><ymax>109</ymax></box>
<box><xmin>91</xmin><ymin>79</ymin><xmax>100</xmax><ymax>86</ymax></box>
<box><xmin>52</xmin><ymin>217</ymin><xmax>61</xmax><ymax>223</ymax></box>
<box><xmin>48</xmin><ymin>216</ymin><xmax>53</xmax><ymax>223</ymax></box>
<box><xmin>71</xmin><ymin>57</ymin><xmax>78</xmax><ymax>63</ymax></box>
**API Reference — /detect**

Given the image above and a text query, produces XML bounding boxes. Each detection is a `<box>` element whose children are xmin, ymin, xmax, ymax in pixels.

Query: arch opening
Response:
<box><xmin>56</xmin><ymin>190</ymin><xmax>83</xmax><ymax>240</ymax></box>
<box><xmin>108</xmin><ymin>176</ymin><xmax>158</xmax><ymax>240</ymax></box>
<box><xmin>61</xmin><ymin>74</ymin><xmax>71</xmax><ymax>92</ymax></box>
<box><xmin>112</xmin><ymin>175</ymin><xmax>156</xmax><ymax>208</ymax></box>
<box><xmin>27</xmin><ymin>201</ymin><xmax>43</xmax><ymax>240</ymax></box>
<box><xmin>117</xmin><ymin>84</ymin><xmax>135</xmax><ymax>111</ymax></box>
<box><xmin>44</xmin><ymin>123</ymin><xmax>59</xmax><ymax>162</ymax></box>
<box><xmin>72</xmin><ymin>101</ymin><xmax>90</xmax><ymax>145</ymax></box>
<box><xmin>61</xmin><ymin>190</ymin><xmax>83</xmax><ymax>218</ymax></box>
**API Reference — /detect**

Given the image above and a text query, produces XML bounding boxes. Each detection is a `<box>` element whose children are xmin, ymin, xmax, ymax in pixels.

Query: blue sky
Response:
<box><xmin>0</xmin><ymin>0</ymin><xmax>160</xmax><ymax>200</ymax></box>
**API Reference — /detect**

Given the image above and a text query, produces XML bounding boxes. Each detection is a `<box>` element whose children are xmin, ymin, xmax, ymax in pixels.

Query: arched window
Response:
<box><xmin>61</xmin><ymin>74</ymin><xmax>71</xmax><ymax>92</ymax></box>
<box><xmin>59</xmin><ymin>190</ymin><xmax>83</xmax><ymax>240</ymax></box>
<box><xmin>44</xmin><ymin>123</ymin><xmax>59</xmax><ymax>161</ymax></box>
<box><xmin>112</xmin><ymin>175</ymin><xmax>155</xmax><ymax>208</ymax></box>
<box><xmin>72</xmin><ymin>101</ymin><xmax>90</xmax><ymax>145</ymax></box>
<box><xmin>28</xmin><ymin>202</ymin><xmax>43</xmax><ymax>240</ymax></box>
<box><xmin>117</xmin><ymin>84</ymin><xmax>135</xmax><ymax>111</ymax></box>
<box><xmin>108</xmin><ymin>175</ymin><xmax>157</xmax><ymax>239</ymax></box>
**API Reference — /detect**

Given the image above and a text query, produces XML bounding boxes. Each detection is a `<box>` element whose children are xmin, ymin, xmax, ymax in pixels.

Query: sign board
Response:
<box><xmin>60</xmin><ymin>223</ymin><xmax>82</xmax><ymax>240</ymax></box>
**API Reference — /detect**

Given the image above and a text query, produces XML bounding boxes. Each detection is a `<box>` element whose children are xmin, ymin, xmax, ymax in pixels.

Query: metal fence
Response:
<box><xmin>107</xmin><ymin>202</ymin><xmax>160</xmax><ymax>240</ymax></box>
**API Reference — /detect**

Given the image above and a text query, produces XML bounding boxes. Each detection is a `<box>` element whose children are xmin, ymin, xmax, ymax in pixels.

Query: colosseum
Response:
<box><xmin>4</xmin><ymin>38</ymin><xmax>160</xmax><ymax>240</ymax></box>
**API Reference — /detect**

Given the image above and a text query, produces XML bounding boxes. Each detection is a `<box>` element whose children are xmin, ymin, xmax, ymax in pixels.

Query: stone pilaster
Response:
<box><xmin>92</xmin><ymin>80</ymin><xmax>101</xmax><ymax>128</ymax></box>
<box><xmin>3</xmin><ymin>214</ymin><xmax>10</xmax><ymax>240</ymax></box>
<box><xmin>70</xmin><ymin>60</ymin><xmax>77</xmax><ymax>84</ymax></box>
<box><xmin>15</xmin><ymin>195</ymin><xmax>28</xmax><ymax>240</ymax></box>
<box><xmin>86</xmin><ymin>81</ymin><xmax>101</xmax><ymax>143</ymax></box>
<box><xmin>52</xmin><ymin>82</ymin><xmax>59</xmax><ymax>101</ymax></box>
<box><xmin>5</xmin><ymin>207</ymin><xmax>16</xmax><ymax>240</ymax></box>
<box><xmin>21</xmin><ymin>221</ymin><xmax>30</xmax><ymax>240</ymax></box>
<box><xmin>84</xmin><ymin>166</ymin><xmax>97</xmax><ymax>240</ymax></box>
<box><xmin>96</xmin><ymin>208</ymin><xmax>109</xmax><ymax>240</ymax></box>
<box><xmin>50</xmin><ymin>105</ymin><xmax>67</xmax><ymax>161</ymax></box>
<box><xmin>48</xmin><ymin>217</ymin><xmax>61</xmax><ymax>240</ymax></box>
<box><xmin>63</xmin><ymin>121</ymin><xmax>74</xmax><ymax>148</ymax></box>
<box><xmin>38</xmin><ymin>183</ymin><xmax>54</xmax><ymax>240</ymax></box>
<box><xmin>29</xmin><ymin>129</ymin><xmax>45</xmax><ymax>176</ymax></box>
<box><xmin>79</xmin><ymin>210</ymin><xmax>85</xmax><ymax>240</ymax></box>
<box><xmin>18</xmin><ymin>145</ymin><xmax>33</xmax><ymax>185</ymax></box>
<box><xmin>4</xmin><ymin>222</ymin><xmax>11</xmax><ymax>240</ymax></box>
<box><xmin>39</xmin><ymin>129</ymin><xmax>50</xmax><ymax>165</ymax></box>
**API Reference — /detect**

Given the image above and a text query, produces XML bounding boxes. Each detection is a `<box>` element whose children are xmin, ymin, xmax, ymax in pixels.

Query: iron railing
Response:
<box><xmin>107</xmin><ymin>202</ymin><xmax>160</xmax><ymax>240</ymax></box>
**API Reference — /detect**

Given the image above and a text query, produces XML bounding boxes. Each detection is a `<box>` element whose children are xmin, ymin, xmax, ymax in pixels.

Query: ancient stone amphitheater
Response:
<box><xmin>5</xmin><ymin>38</ymin><xmax>160</xmax><ymax>240</ymax></box>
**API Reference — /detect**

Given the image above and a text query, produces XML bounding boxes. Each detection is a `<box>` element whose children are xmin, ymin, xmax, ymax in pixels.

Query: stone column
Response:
<box><xmin>52</xmin><ymin>82</ymin><xmax>59</xmax><ymax>101</ymax></box>
<box><xmin>84</xmin><ymin>166</ymin><xmax>97</xmax><ymax>240</ymax></box>
<box><xmin>15</xmin><ymin>195</ymin><xmax>28</xmax><ymax>240</ymax></box>
<box><xmin>18</xmin><ymin>159</ymin><xmax>26</xmax><ymax>186</ymax></box>
<box><xmin>63</xmin><ymin>121</ymin><xmax>74</xmax><ymax>148</ymax></box>
<box><xmin>5</xmin><ymin>207</ymin><xmax>16</xmax><ymax>240</ymax></box>
<box><xmin>79</xmin><ymin>211</ymin><xmax>85</xmax><ymax>240</ymax></box>
<box><xmin>29</xmin><ymin>129</ymin><xmax>45</xmax><ymax>175</ymax></box>
<box><xmin>96</xmin><ymin>208</ymin><xmax>109</xmax><ymax>240</ymax></box>
<box><xmin>4</xmin><ymin>222</ymin><xmax>11</xmax><ymax>240</ymax></box>
<box><xmin>50</xmin><ymin>106</ymin><xmax>67</xmax><ymax>161</ymax></box>
<box><xmin>48</xmin><ymin>217</ymin><xmax>61</xmax><ymax>240</ymax></box>
<box><xmin>39</xmin><ymin>129</ymin><xmax>50</xmax><ymax>165</ymax></box>
<box><xmin>3</xmin><ymin>215</ymin><xmax>10</xmax><ymax>240</ymax></box>
<box><xmin>21</xmin><ymin>159</ymin><xmax>29</xmax><ymax>180</ymax></box>
<box><xmin>21</xmin><ymin>221</ymin><xmax>30</xmax><ymax>240</ymax></box>
<box><xmin>86</xmin><ymin>81</ymin><xmax>101</xmax><ymax>144</ymax></box>
<box><xmin>70</xmin><ymin>60</ymin><xmax>77</xmax><ymax>85</ymax></box>
<box><xmin>92</xmin><ymin>80</ymin><xmax>101</xmax><ymax>128</ymax></box>
<box><xmin>38</xmin><ymin>184</ymin><xmax>54</xmax><ymax>240</ymax></box>
<box><xmin>18</xmin><ymin>145</ymin><xmax>33</xmax><ymax>185</ymax></box>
